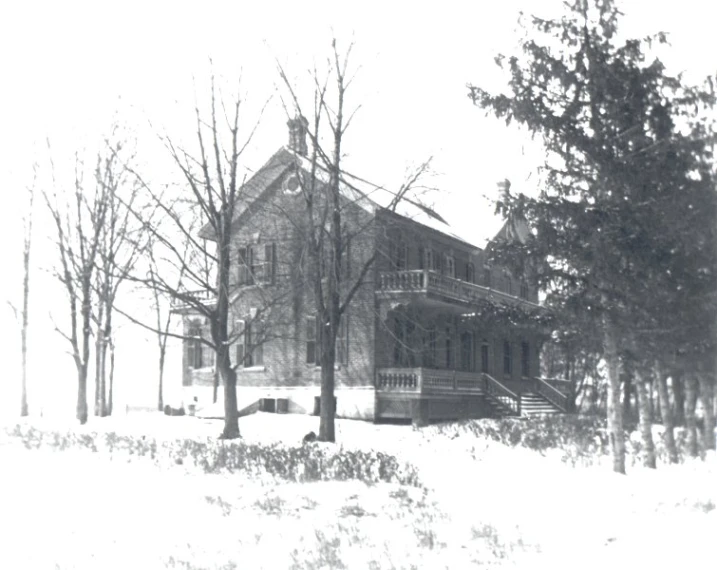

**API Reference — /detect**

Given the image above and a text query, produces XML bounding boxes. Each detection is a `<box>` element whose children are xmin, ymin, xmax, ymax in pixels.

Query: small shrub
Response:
<box><xmin>1</xmin><ymin>424</ymin><xmax>422</xmax><ymax>487</ymax></box>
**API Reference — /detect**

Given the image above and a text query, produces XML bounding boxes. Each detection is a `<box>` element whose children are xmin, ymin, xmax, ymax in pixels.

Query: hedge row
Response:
<box><xmin>427</xmin><ymin>415</ymin><xmax>702</xmax><ymax>466</ymax></box>
<box><xmin>2</xmin><ymin>424</ymin><xmax>422</xmax><ymax>487</ymax></box>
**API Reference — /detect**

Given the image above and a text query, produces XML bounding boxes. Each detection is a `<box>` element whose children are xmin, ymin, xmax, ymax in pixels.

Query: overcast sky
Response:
<box><xmin>0</xmin><ymin>0</ymin><xmax>714</xmax><ymax>412</ymax></box>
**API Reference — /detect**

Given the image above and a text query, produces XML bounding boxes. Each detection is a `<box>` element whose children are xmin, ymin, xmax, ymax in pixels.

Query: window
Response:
<box><xmin>445</xmin><ymin>255</ymin><xmax>455</xmax><ymax>278</ymax></box>
<box><xmin>503</xmin><ymin>340</ymin><xmax>512</xmax><ymax>375</ymax></box>
<box><xmin>445</xmin><ymin>328</ymin><xmax>454</xmax><ymax>369</ymax></box>
<box><xmin>506</xmin><ymin>275</ymin><xmax>512</xmax><ymax>295</ymax></box>
<box><xmin>521</xmin><ymin>342</ymin><xmax>530</xmax><ymax>377</ymax></box>
<box><xmin>236</xmin><ymin>317</ymin><xmax>263</xmax><ymax>368</ymax></box>
<box><xmin>481</xmin><ymin>341</ymin><xmax>490</xmax><ymax>373</ymax></box>
<box><xmin>392</xmin><ymin>316</ymin><xmax>414</xmax><ymax>367</ymax></box>
<box><xmin>520</xmin><ymin>282</ymin><xmax>529</xmax><ymax>300</ymax></box>
<box><xmin>483</xmin><ymin>267</ymin><xmax>492</xmax><ymax>288</ymax></box>
<box><xmin>308</xmin><ymin>314</ymin><xmax>348</xmax><ymax>366</ymax></box>
<box><xmin>187</xmin><ymin>323</ymin><xmax>203</xmax><ymax>368</ymax></box>
<box><xmin>423</xmin><ymin>327</ymin><xmax>437</xmax><ymax>368</ymax></box>
<box><xmin>336</xmin><ymin>315</ymin><xmax>348</xmax><ymax>366</ymax></box>
<box><xmin>392</xmin><ymin>241</ymin><xmax>408</xmax><ymax>270</ymax></box>
<box><xmin>306</xmin><ymin>316</ymin><xmax>319</xmax><ymax>364</ymax></box>
<box><xmin>263</xmin><ymin>243</ymin><xmax>276</xmax><ymax>284</ymax></box>
<box><xmin>460</xmin><ymin>332</ymin><xmax>475</xmax><ymax>372</ymax></box>
<box><xmin>465</xmin><ymin>262</ymin><xmax>475</xmax><ymax>283</ymax></box>
<box><xmin>237</xmin><ymin>246</ymin><xmax>253</xmax><ymax>285</ymax></box>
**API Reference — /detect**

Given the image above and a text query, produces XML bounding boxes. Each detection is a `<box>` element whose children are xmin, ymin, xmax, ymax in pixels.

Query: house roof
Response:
<box><xmin>200</xmin><ymin>145</ymin><xmax>511</xmax><ymax>252</ymax></box>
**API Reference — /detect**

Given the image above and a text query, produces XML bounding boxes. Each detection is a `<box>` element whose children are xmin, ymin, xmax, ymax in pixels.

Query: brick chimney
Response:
<box><xmin>287</xmin><ymin>115</ymin><xmax>309</xmax><ymax>156</ymax></box>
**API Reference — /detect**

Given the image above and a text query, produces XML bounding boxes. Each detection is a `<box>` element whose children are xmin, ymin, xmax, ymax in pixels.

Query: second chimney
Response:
<box><xmin>287</xmin><ymin>115</ymin><xmax>309</xmax><ymax>156</ymax></box>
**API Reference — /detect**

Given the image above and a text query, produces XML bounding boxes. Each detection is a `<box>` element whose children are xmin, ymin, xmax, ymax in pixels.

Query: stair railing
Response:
<box><xmin>482</xmin><ymin>373</ymin><xmax>520</xmax><ymax>415</ymax></box>
<box><xmin>534</xmin><ymin>377</ymin><xmax>568</xmax><ymax>412</ymax></box>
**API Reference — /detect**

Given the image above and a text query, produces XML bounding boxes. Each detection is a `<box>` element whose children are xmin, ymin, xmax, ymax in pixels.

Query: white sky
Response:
<box><xmin>0</xmin><ymin>0</ymin><xmax>714</xmax><ymax>414</ymax></box>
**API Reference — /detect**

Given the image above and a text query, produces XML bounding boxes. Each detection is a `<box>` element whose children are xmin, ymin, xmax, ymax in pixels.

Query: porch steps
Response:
<box><xmin>520</xmin><ymin>393</ymin><xmax>564</xmax><ymax>416</ymax></box>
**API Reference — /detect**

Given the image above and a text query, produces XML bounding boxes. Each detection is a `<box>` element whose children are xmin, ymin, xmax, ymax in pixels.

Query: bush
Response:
<box><xmin>426</xmin><ymin>415</ymin><xmax>703</xmax><ymax>467</ymax></box>
<box><xmin>1</xmin><ymin>424</ymin><xmax>421</xmax><ymax>487</ymax></box>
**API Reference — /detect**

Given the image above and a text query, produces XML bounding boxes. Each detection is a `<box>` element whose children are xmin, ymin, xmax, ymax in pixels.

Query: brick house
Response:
<box><xmin>175</xmin><ymin>118</ymin><xmax>568</xmax><ymax>423</ymax></box>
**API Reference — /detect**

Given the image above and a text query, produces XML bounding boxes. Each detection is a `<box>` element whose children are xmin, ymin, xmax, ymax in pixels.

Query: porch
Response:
<box><xmin>375</xmin><ymin>368</ymin><xmax>569</xmax><ymax>421</ymax></box>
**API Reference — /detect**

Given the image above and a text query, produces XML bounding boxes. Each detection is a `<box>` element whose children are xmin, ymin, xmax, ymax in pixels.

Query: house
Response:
<box><xmin>174</xmin><ymin>117</ymin><xmax>568</xmax><ymax>424</ymax></box>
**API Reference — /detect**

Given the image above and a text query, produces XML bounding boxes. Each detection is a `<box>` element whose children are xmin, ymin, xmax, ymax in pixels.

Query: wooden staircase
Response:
<box><xmin>519</xmin><ymin>392</ymin><xmax>564</xmax><ymax>416</ymax></box>
<box><xmin>482</xmin><ymin>374</ymin><xmax>568</xmax><ymax>418</ymax></box>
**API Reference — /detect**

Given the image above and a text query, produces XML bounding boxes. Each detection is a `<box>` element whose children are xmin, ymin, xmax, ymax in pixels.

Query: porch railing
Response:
<box><xmin>534</xmin><ymin>377</ymin><xmax>568</xmax><ymax>412</ymax></box>
<box><xmin>376</xmin><ymin>368</ymin><xmax>421</xmax><ymax>391</ymax></box>
<box><xmin>376</xmin><ymin>367</ymin><xmax>484</xmax><ymax>393</ymax></box>
<box><xmin>378</xmin><ymin>269</ymin><xmax>539</xmax><ymax>308</ymax></box>
<box><xmin>482</xmin><ymin>373</ymin><xmax>520</xmax><ymax>415</ymax></box>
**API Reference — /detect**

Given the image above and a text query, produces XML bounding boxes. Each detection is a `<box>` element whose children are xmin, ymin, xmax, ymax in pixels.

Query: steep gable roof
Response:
<box><xmin>199</xmin><ymin>145</ymin><xmax>485</xmax><ymax>251</ymax></box>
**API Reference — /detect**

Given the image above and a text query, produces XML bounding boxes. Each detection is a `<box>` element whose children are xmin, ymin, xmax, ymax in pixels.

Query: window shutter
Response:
<box><xmin>254</xmin><ymin>320</ymin><xmax>264</xmax><ymax>366</ymax></box>
<box><xmin>235</xmin><ymin>320</ymin><xmax>245</xmax><ymax>367</ymax></box>
<box><xmin>306</xmin><ymin>316</ymin><xmax>317</xmax><ymax>364</ymax></box>
<box><xmin>264</xmin><ymin>243</ymin><xmax>276</xmax><ymax>284</ymax></box>
<box><xmin>237</xmin><ymin>247</ymin><xmax>247</xmax><ymax>285</ymax></box>
<box><xmin>418</xmin><ymin>246</ymin><xmax>424</xmax><ymax>270</ymax></box>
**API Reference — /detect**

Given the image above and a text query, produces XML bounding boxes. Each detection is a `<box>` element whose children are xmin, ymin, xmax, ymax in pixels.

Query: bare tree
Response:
<box><xmin>278</xmin><ymin>41</ymin><xmax>432</xmax><ymax>442</ymax></box>
<box><xmin>43</xmin><ymin>142</ymin><xmax>112</xmax><ymax>424</ymax></box>
<box><xmin>92</xmin><ymin>132</ymin><xmax>145</xmax><ymax>416</ymax></box>
<box><xmin>121</xmin><ymin>75</ymin><xmax>274</xmax><ymax>439</ymax></box>
<box><xmin>8</xmin><ymin>162</ymin><xmax>37</xmax><ymax>416</ymax></box>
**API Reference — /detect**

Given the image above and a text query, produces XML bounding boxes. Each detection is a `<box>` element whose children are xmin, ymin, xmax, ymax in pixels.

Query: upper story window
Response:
<box><xmin>391</xmin><ymin>240</ymin><xmax>409</xmax><ymax>270</ymax></box>
<box><xmin>465</xmin><ymin>262</ymin><xmax>475</xmax><ymax>284</ymax></box>
<box><xmin>419</xmin><ymin>246</ymin><xmax>437</xmax><ymax>272</ymax></box>
<box><xmin>237</xmin><ymin>243</ymin><xmax>276</xmax><ymax>286</ymax></box>
<box><xmin>445</xmin><ymin>255</ymin><xmax>455</xmax><ymax>278</ymax></box>
<box><xmin>483</xmin><ymin>267</ymin><xmax>492</xmax><ymax>288</ymax></box>
<box><xmin>520</xmin><ymin>281</ymin><xmax>529</xmax><ymax>300</ymax></box>
<box><xmin>506</xmin><ymin>275</ymin><xmax>513</xmax><ymax>295</ymax></box>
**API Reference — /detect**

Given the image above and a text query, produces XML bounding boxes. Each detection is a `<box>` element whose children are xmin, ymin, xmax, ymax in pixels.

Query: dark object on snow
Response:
<box><xmin>302</xmin><ymin>431</ymin><xmax>317</xmax><ymax>443</ymax></box>
<box><xmin>164</xmin><ymin>405</ymin><xmax>186</xmax><ymax>417</ymax></box>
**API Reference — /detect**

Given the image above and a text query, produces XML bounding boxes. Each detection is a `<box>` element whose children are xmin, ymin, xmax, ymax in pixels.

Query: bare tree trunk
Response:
<box><xmin>94</xmin><ymin>298</ymin><xmax>104</xmax><ymax>416</ymax></box>
<box><xmin>218</xmin><ymin>346</ymin><xmax>239</xmax><ymax>438</ymax></box>
<box><xmin>655</xmin><ymin>364</ymin><xmax>678</xmax><ymax>463</ymax></box>
<box><xmin>107</xmin><ymin>338</ymin><xmax>115</xmax><ymax>416</ymax></box>
<box><xmin>684</xmin><ymin>373</ymin><xmax>699</xmax><ymax>458</ymax></box>
<box><xmin>213</xmin><ymin>369</ymin><xmax>219</xmax><ymax>404</ymax></box>
<box><xmin>20</xmin><ymin>168</ymin><xmax>35</xmax><ymax>417</ymax></box>
<box><xmin>622</xmin><ymin>373</ymin><xmax>632</xmax><ymax>419</ymax></box>
<box><xmin>77</xmin><ymin>363</ymin><xmax>89</xmax><ymax>424</ymax></box>
<box><xmin>672</xmin><ymin>371</ymin><xmax>685</xmax><ymax>426</ymax></box>
<box><xmin>697</xmin><ymin>373</ymin><xmax>715</xmax><ymax>451</ymax></box>
<box><xmin>20</xmin><ymin>260</ymin><xmax>30</xmax><ymax>417</ymax></box>
<box><xmin>319</xmin><ymin>322</ymin><xmax>337</xmax><ymax>442</ymax></box>
<box><xmin>157</xmin><ymin>350</ymin><xmax>165</xmax><ymax>412</ymax></box>
<box><xmin>635</xmin><ymin>369</ymin><xmax>656</xmax><ymax>468</ymax></box>
<box><xmin>603</xmin><ymin>318</ymin><xmax>625</xmax><ymax>474</ymax></box>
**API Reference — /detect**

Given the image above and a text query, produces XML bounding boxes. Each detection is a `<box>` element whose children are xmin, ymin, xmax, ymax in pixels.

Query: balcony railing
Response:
<box><xmin>378</xmin><ymin>270</ymin><xmax>539</xmax><ymax>308</ymax></box>
<box><xmin>170</xmin><ymin>288</ymin><xmax>216</xmax><ymax>310</ymax></box>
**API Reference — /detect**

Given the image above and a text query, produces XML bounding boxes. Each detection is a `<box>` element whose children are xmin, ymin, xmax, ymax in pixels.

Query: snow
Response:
<box><xmin>1</xmin><ymin>412</ymin><xmax>715</xmax><ymax>568</ymax></box>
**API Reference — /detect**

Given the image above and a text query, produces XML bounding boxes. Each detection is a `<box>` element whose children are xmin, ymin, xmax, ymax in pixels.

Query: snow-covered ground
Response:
<box><xmin>1</xmin><ymin>412</ymin><xmax>714</xmax><ymax>569</ymax></box>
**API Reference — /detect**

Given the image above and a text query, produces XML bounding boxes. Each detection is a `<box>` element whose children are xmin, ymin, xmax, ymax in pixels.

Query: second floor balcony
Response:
<box><xmin>377</xmin><ymin>270</ymin><xmax>539</xmax><ymax>310</ymax></box>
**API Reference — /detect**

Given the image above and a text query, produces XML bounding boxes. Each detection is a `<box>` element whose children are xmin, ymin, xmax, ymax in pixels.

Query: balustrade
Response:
<box><xmin>378</xmin><ymin>270</ymin><xmax>539</xmax><ymax>308</ymax></box>
<box><xmin>534</xmin><ymin>377</ymin><xmax>568</xmax><ymax>412</ymax></box>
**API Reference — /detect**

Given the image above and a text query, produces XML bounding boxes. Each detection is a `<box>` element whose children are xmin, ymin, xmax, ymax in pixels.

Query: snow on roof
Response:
<box><xmin>291</xmin><ymin>149</ymin><xmax>481</xmax><ymax>250</ymax></box>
